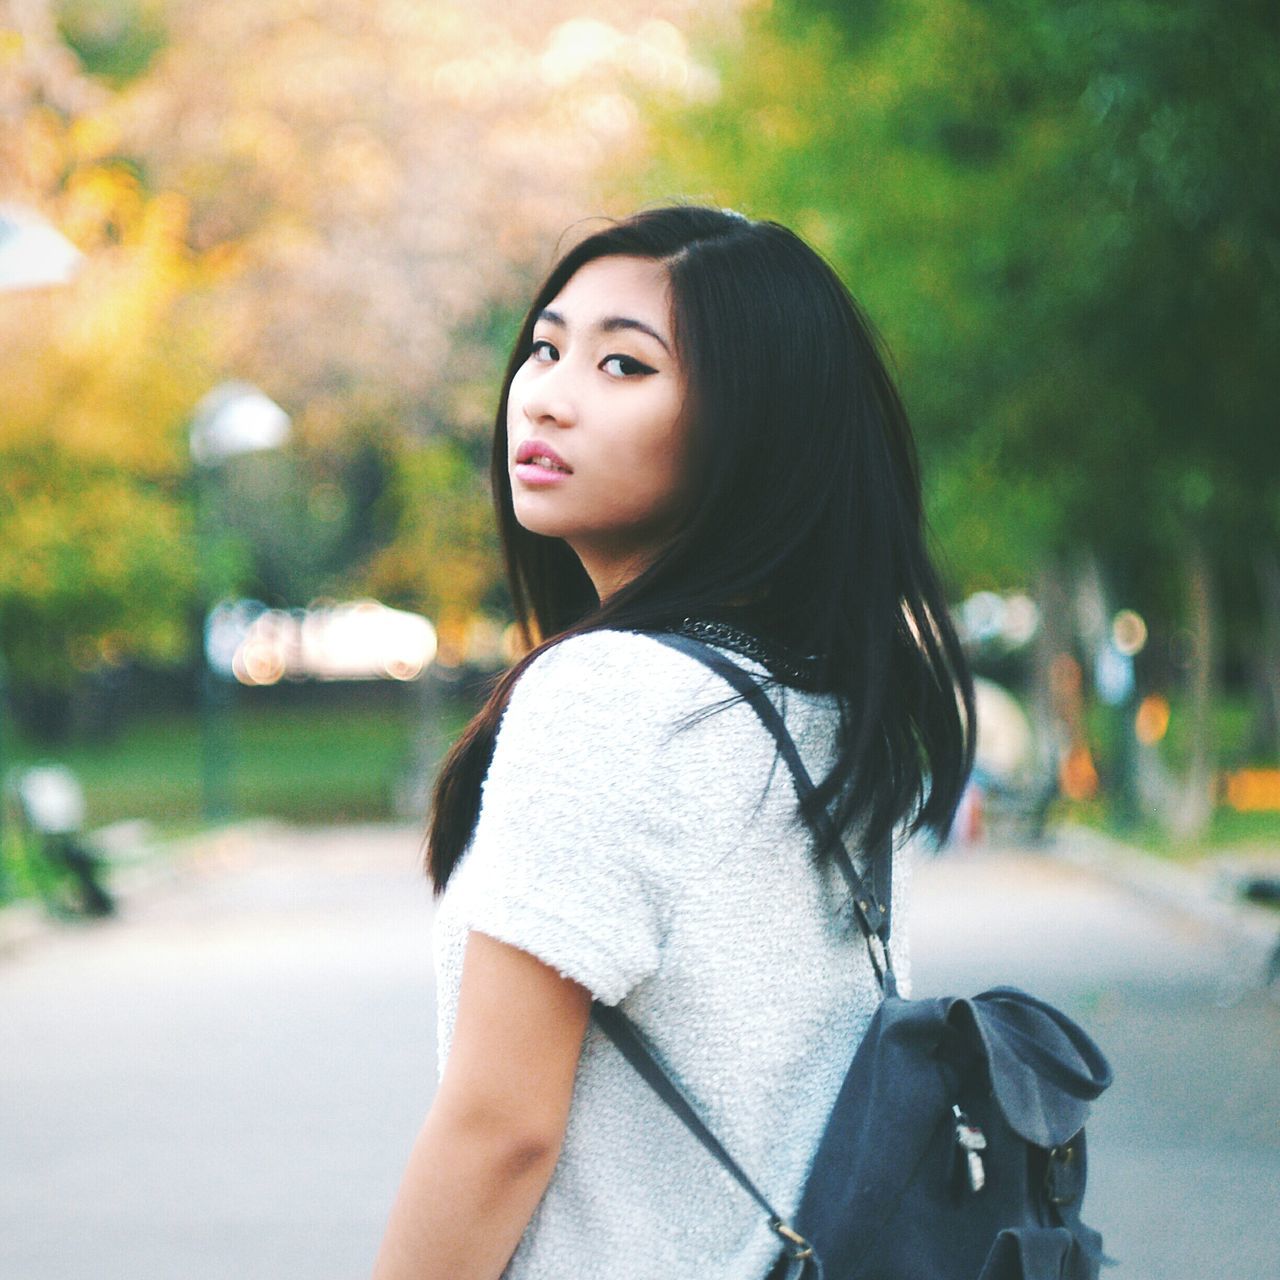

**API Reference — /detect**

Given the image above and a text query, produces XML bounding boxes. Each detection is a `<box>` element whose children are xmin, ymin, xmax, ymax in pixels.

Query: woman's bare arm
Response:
<box><xmin>371</xmin><ymin>931</ymin><xmax>591</xmax><ymax>1280</ymax></box>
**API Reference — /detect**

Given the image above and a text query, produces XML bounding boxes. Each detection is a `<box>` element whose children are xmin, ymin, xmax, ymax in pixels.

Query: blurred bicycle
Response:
<box><xmin>4</xmin><ymin>763</ymin><xmax>115</xmax><ymax>919</ymax></box>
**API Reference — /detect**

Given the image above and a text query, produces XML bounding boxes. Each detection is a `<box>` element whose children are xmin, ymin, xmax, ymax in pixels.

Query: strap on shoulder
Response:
<box><xmin>648</xmin><ymin>630</ymin><xmax>895</xmax><ymax>992</ymax></box>
<box><xmin>591</xmin><ymin>1000</ymin><xmax>819</xmax><ymax>1268</ymax></box>
<box><xmin>587</xmin><ymin>628</ymin><xmax>902</xmax><ymax>1258</ymax></box>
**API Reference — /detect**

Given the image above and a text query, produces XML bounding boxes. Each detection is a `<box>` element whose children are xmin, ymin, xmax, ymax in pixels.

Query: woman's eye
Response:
<box><xmin>530</xmin><ymin>339</ymin><xmax>558</xmax><ymax>363</ymax></box>
<box><xmin>601</xmin><ymin>354</ymin><xmax>655</xmax><ymax>377</ymax></box>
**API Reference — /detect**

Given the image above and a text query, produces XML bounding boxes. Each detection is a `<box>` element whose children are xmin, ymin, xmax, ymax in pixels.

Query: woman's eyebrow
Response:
<box><xmin>536</xmin><ymin>308</ymin><xmax>671</xmax><ymax>355</ymax></box>
<box><xmin>599</xmin><ymin>315</ymin><xmax>671</xmax><ymax>354</ymax></box>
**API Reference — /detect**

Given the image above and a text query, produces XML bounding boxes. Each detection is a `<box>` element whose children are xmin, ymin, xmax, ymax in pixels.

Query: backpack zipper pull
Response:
<box><xmin>952</xmin><ymin>1105</ymin><xmax>988</xmax><ymax>1193</ymax></box>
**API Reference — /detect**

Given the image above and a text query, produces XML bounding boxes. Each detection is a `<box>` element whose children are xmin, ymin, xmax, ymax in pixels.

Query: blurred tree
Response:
<box><xmin>624</xmin><ymin>0</ymin><xmax>1280</xmax><ymax>834</ymax></box>
<box><xmin>358</xmin><ymin>435</ymin><xmax>499</xmax><ymax>645</ymax></box>
<box><xmin>0</xmin><ymin>0</ymin><xmax>750</xmax><ymax>738</ymax></box>
<box><xmin>56</xmin><ymin>0</ymin><xmax>168</xmax><ymax>85</ymax></box>
<box><xmin>111</xmin><ymin>0</ymin><xmax>738</xmax><ymax>624</ymax></box>
<box><xmin>0</xmin><ymin>3</ymin><xmax>210</xmax><ymax>737</ymax></box>
<box><xmin>216</xmin><ymin>430</ymin><xmax>397</xmax><ymax>608</ymax></box>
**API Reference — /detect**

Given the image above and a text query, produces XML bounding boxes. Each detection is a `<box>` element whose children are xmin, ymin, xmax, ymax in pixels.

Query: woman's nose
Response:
<box><xmin>519</xmin><ymin>365</ymin><xmax>578</xmax><ymax>428</ymax></box>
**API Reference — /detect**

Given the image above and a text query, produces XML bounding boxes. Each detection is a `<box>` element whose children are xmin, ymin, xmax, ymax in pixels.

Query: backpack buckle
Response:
<box><xmin>770</xmin><ymin>1218</ymin><xmax>815</xmax><ymax>1260</ymax></box>
<box><xmin>1044</xmin><ymin>1140</ymin><xmax>1082</xmax><ymax>1206</ymax></box>
<box><xmin>855</xmin><ymin>894</ymin><xmax>885</xmax><ymax>934</ymax></box>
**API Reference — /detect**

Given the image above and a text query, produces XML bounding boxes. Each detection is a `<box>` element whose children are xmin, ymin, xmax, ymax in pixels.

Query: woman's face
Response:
<box><xmin>506</xmin><ymin>254</ymin><xmax>690</xmax><ymax>599</ymax></box>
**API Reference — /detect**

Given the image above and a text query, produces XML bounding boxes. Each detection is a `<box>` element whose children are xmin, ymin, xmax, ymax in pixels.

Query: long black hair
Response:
<box><xmin>428</xmin><ymin>205</ymin><xmax>974</xmax><ymax>891</ymax></box>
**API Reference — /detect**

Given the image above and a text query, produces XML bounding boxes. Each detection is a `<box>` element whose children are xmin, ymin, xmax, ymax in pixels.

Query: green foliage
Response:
<box><xmin>629</xmin><ymin>0</ymin><xmax>1280</xmax><ymax>640</ymax></box>
<box><xmin>357</xmin><ymin>434</ymin><xmax>500</xmax><ymax>629</ymax></box>
<box><xmin>0</xmin><ymin>115</ymin><xmax>215</xmax><ymax>701</ymax></box>
<box><xmin>209</xmin><ymin>435</ymin><xmax>397</xmax><ymax>609</ymax></box>
<box><xmin>0</xmin><ymin>448</ymin><xmax>194</xmax><ymax>690</ymax></box>
<box><xmin>55</xmin><ymin>0</ymin><xmax>168</xmax><ymax>85</ymax></box>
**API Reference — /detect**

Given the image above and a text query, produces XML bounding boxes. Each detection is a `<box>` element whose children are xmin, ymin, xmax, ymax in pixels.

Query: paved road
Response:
<box><xmin>910</xmin><ymin>849</ymin><xmax>1280</xmax><ymax>1280</ymax></box>
<box><xmin>1</xmin><ymin>826</ymin><xmax>1276</xmax><ymax>1279</ymax></box>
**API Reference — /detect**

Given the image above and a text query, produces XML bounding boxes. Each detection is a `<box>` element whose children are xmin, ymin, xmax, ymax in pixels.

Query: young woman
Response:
<box><xmin>371</xmin><ymin>205</ymin><xmax>974</xmax><ymax>1279</ymax></box>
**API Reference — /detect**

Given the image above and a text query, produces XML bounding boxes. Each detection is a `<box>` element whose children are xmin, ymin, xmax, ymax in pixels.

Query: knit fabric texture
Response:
<box><xmin>433</xmin><ymin>629</ymin><xmax>913</xmax><ymax>1279</ymax></box>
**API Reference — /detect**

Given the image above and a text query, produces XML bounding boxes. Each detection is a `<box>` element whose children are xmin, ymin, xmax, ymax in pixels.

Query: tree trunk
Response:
<box><xmin>1028</xmin><ymin>559</ymin><xmax>1072</xmax><ymax>833</ymax></box>
<box><xmin>1253</xmin><ymin>548</ymin><xmax>1280</xmax><ymax>761</ymax></box>
<box><xmin>1169</xmin><ymin>541</ymin><xmax>1219</xmax><ymax>842</ymax></box>
<box><xmin>1031</xmin><ymin>557</ymin><xmax>1073</xmax><ymax>761</ymax></box>
<box><xmin>1073</xmin><ymin>554</ymin><xmax>1140</xmax><ymax>823</ymax></box>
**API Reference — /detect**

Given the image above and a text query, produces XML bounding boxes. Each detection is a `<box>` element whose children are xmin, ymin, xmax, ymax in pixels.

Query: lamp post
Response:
<box><xmin>189</xmin><ymin>382</ymin><xmax>291</xmax><ymax>821</ymax></box>
<box><xmin>0</xmin><ymin>206</ymin><xmax>83</xmax><ymax>854</ymax></box>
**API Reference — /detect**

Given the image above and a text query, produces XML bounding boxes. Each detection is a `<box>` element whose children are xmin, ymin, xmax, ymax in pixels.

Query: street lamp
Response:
<box><xmin>0</xmin><ymin>205</ymin><xmax>84</xmax><ymax>292</ymax></box>
<box><xmin>189</xmin><ymin>382</ymin><xmax>291</xmax><ymax>821</ymax></box>
<box><xmin>0</xmin><ymin>206</ymin><xmax>83</xmax><ymax>852</ymax></box>
<box><xmin>189</xmin><ymin>381</ymin><xmax>291</xmax><ymax>466</ymax></box>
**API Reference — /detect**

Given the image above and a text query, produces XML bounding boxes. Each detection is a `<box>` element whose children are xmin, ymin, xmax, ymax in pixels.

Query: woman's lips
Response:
<box><xmin>513</xmin><ymin>438</ymin><xmax>572</xmax><ymax>486</ymax></box>
<box><xmin>513</xmin><ymin>461</ymin><xmax>571</xmax><ymax>486</ymax></box>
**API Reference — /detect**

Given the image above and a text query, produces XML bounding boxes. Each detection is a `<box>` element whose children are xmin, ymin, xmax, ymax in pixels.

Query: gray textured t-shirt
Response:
<box><xmin>433</xmin><ymin>629</ymin><xmax>911</xmax><ymax>1278</ymax></box>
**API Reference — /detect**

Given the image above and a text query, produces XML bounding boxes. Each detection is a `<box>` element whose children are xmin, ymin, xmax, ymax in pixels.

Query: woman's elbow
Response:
<box><xmin>496</xmin><ymin>1128</ymin><xmax>561</xmax><ymax>1182</ymax></box>
<box><xmin>431</xmin><ymin>1094</ymin><xmax>566</xmax><ymax>1183</ymax></box>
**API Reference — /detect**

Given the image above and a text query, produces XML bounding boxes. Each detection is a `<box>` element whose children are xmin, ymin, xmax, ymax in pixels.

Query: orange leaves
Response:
<box><xmin>0</xmin><ymin>195</ymin><xmax>206</xmax><ymax>475</ymax></box>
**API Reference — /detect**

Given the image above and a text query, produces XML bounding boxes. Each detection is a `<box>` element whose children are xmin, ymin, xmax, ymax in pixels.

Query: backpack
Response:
<box><xmin>593</xmin><ymin>632</ymin><xmax>1113</xmax><ymax>1280</ymax></box>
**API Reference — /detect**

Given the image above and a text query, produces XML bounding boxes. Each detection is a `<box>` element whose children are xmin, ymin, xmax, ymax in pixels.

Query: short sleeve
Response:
<box><xmin>448</xmin><ymin>632</ymin><xmax>695</xmax><ymax>1006</ymax></box>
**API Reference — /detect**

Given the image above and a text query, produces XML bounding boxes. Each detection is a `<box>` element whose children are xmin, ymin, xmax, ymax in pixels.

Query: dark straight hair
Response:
<box><xmin>427</xmin><ymin>205</ymin><xmax>974</xmax><ymax>891</ymax></box>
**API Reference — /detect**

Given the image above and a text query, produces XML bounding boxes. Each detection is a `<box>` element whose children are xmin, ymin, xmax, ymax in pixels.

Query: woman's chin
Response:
<box><xmin>513</xmin><ymin>508</ymin><xmax>573</xmax><ymax>541</ymax></box>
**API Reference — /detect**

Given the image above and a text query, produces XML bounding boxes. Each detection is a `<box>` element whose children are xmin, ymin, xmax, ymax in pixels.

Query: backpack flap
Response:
<box><xmin>955</xmin><ymin>987</ymin><xmax>1114</xmax><ymax>1149</ymax></box>
<box><xmin>975</xmin><ymin>1227</ymin><xmax>1085</xmax><ymax>1280</ymax></box>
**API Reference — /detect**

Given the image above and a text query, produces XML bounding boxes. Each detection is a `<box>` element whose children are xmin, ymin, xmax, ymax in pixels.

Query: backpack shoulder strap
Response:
<box><xmin>593</xmin><ymin>997</ymin><xmax>818</xmax><ymax>1268</ymax></box>
<box><xmin>587</xmin><ymin>628</ymin><xmax>901</xmax><ymax>1265</ymax></box>
<box><xmin>648</xmin><ymin>630</ymin><xmax>895</xmax><ymax>988</ymax></box>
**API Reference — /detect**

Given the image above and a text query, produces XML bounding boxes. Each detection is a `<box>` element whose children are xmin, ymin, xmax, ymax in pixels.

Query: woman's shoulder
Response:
<box><xmin>518</xmin><ymin>626</ymin><xmax>708</xmax><ymax>676</ymax></box>
<box><xmin>490</xmin><ymin>629</ymin><xmax>801</xmax><ymax>791</ymax></box>
<box><xmin>507</xmin><ymin>628</ymin><xmax>730</xmax><ymax>722</ymax></box>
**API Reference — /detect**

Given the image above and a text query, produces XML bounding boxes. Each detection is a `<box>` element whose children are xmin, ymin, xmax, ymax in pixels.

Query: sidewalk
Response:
<box><xmin>1047</xmin><ymin>822</ymin><xmax>1280</xmax><ymax>981</ymax></box>
<box><xmin>0</xmin><ymin>823</ymin><xmax>432</xmax><ymax>1280</ymax></box>
<box><xmin>4</xmin><ymin>815</ymin><xmax>1279</xmax><ymax>978</ymax></box>
<box><xmin>0</xmin><ymin>818</ymin><xmax>286</xmax><ymax>959</ymax></box>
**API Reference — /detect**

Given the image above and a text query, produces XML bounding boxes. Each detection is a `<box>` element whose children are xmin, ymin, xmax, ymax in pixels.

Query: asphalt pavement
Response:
<box><xmin>1</xmin><ymin>823</ymin><xmax>1277</xmax><ymax>1280</ymax></box>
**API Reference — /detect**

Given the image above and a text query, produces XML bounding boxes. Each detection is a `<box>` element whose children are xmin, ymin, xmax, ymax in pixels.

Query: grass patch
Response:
<box><xmin>1</xmin><ymin>687</ymin><xmax>478</xmax><ymax>906</ymax></box>
<box><xmin>1085</xmin><ymin>693</ymin><xmax>1276</xmax><ymax>777</ymax></box>
<box><xmin>10</xmin><ymin>701</ymin><xmax>413</xmax><ymax>826</ymax></box>
<box><xmin>1063</xmin><ymin>799</ymin><xmax>1280</xmax><ymax>861</ymax></box>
